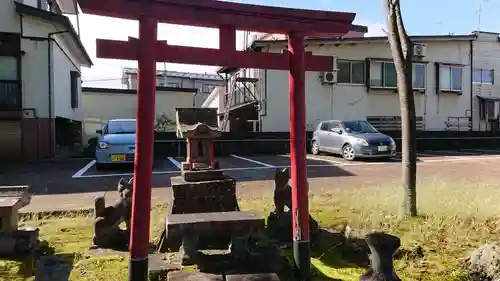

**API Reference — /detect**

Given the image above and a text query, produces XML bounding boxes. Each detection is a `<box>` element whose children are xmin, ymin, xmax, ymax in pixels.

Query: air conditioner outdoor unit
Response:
<box><xmin>413</xmin><ymin>44</ymin><xmax>427</xmax><ymax>57</ymax></box>
<box><xmin>321</xmin><ymin>72</ymin><xmax>337</xmax><ymax>84</ymax></box>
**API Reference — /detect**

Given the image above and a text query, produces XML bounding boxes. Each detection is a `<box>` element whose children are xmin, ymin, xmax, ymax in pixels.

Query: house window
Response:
<box><xmin>70</xmin><ymin>71</ymin><xmax>80</xmax><ymax>109</ymax></box>
<box><xmin>473</xmin><ymin>68</ymin><xmax>494</xmax><ymax>84</ymax></box>
<box><xmin>0</xmin><ymin>56</ymin><xmax>18</xmax><ymax>80</ymax></box>
<box><xmin>439</xmin><ymin>65</ymin><xmax>462</xmax><ymax>92</ymax></box>
<box><xmin>167</xmin><ymin>82</ymin><xmax>180</xmax><ymax>88</ymax></box>
<box><xmin>202</xmin><ymin>84</ymin><xmax>215</xmax><ymax>94</ymax></box>
<box><xmin>369</xmin><ymin>61</ymin><xmax>426</xmax><ymax>89</ymax></box>
<box><xmin>337</xmin><ymin>60</ymin><xmax>365</xmax><ymax>84</ymax></box>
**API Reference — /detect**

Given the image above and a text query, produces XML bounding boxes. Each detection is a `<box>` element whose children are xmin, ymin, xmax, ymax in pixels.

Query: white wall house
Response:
<box><xmin>122</xmin><ymin>68</ymin><xmax>225</xmax><ymax>107</ymax></box>
<box><xmin>210</xmin><ymin>31</ymin><xmax>500</xmax><ymax>133</ymax></box>
<box><xmin>0</xmin><ymin>0</ymin><xmax>92</xmax><ymax>161</ymax></box>
<box><xmin>81</xmin><ymin>86</ymin><xmax>197</xmax><ymax>145</ymax></box>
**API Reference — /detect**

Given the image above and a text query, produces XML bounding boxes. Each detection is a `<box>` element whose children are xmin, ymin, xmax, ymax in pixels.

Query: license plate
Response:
<box><xmin>111</xmin><ymin>154</ymin><xmax>126</xmax><ymax>162</ymax></box>
<box><xmin>378</xmin><ymin>145</ymin><xmax>388</xmax><ymax>152</ymax></box>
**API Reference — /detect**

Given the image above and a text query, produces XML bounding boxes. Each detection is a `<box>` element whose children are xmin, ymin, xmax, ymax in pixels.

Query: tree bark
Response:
<box><xmin>384</xmin><ymin>0</ymin><xmax>418</xmax><ymax>217</ymax></box>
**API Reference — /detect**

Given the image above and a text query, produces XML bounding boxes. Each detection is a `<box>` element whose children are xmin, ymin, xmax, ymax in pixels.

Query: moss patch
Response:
<box><xmin>3</xmin><ymin>179</ymin><xmax>500</xmax><ymax>280</ymax></box>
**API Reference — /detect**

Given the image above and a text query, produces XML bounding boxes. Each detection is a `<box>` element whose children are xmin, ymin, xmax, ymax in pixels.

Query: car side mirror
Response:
<box><xmin>96</xmin><ymin>129</ymin><xmax>103</xmax><ymax>135</ymax></box>
<box><xmin>332</xmin><ymin>128</ymin><xmax>342</xmax><ymax>134</ymax></box>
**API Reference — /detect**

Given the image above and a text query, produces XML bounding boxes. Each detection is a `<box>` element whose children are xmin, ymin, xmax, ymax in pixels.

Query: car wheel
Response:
<box><xmin>342</xmin><ymin>144</ymin><xmax>356</xmax><ymax>161</ymax></box>
<box><xmin>311</xmin><ymin>141</ymin><xmax>320</xmax><ymax>155</ymax></box>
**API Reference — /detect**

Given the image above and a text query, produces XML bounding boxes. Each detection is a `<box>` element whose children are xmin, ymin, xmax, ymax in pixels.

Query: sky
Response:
<box><xmin>75</xmin><ymin>0</ymin><xmax>500</xmax><ymax>88</ymax></box>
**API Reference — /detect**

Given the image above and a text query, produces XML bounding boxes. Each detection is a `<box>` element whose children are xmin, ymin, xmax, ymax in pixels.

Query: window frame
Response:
<box><xmin>368</xmin><ymin>60</ymin><xmax>427</xmax><ymax>90</ymax></box>
<box><xmin>202</xmin><ymin>84</ymin><xmax>216</xmax><ymax>94</ymax></box>
<box><xmin>337</xmin><ymin>60</ymin><xmax>366</xmax><ymax>85</ymax></box>
<box><xmin>438</xmin><ymin>64</ymin><xmax>463</xmax><ymax>93</ymax></box>
<box><xmin>70</xmin><ymin>71</ymin><xmax>80</xmax><ymax>109</ymax></box>
<box><xmin>473</xmin><ymin>68</ymin><xmax>494</xmax><ymax>85</ymax></box>
<box><xmin>167</xmin><ymin>82</ymin><xmax>180</xmax><ymax>88</ymax></box>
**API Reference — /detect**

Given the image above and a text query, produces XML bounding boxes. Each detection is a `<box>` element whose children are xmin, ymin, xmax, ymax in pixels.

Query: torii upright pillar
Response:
<box><xmin>128</xmin><ymin>16</ymin><xmax>157</xmax><ymax>281</ymax></box>
<box><xmin>288</xmin><ymin>32</ymin><xmax>310</xmax><ymax>280</ymax></box>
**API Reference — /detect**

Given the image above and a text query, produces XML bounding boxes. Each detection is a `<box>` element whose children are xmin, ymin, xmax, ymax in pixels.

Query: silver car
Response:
<box><xmin>95</xmin><ymin>119</ymin><xmax>137</xmax><ymax>170</ymax></box>
<box><xmin>310</xmin><ymin>120</ymin><xmax>397</xmax><ymax>161</ymax></box>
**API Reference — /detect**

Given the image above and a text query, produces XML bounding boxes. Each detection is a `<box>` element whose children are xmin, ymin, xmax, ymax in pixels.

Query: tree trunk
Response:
<box><xmin>384</xmin><ymin>0</ymin><xmax>418</xmax><ymax>217</ymax></box>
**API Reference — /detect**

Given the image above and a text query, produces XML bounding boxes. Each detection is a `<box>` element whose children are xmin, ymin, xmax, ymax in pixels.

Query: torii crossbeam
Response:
<box><xmin>76</xmin><ymin>0</ymin><xmax>358</xmax><ymax>280</ymax></box>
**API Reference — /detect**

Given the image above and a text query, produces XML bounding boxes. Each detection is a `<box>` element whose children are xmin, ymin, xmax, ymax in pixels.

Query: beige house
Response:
<box><xmin>0</xmin><ymin>0</ymin><xmax>91</xmax><ymax>161</ymax></box>
<box><xmin>207</xmin><ymin>31</ymin><xmax>500</xmax><ymax>132</ymax></box>
<box><xmin>121</xmin><ymin>68</ymin><xmax>225</xmax><ymax>107</ymax></box>
<box><xmin>82</xmin><ymin>86</ymin><xmax>197</xmax><ymax>144</ymax></box>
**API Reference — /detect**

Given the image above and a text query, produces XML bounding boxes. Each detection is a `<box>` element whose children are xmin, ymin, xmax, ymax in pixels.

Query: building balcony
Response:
<box><xmin>0</xmin><ymin>80</ymin><xmax>21</xmax><ymax>108</ymax></box>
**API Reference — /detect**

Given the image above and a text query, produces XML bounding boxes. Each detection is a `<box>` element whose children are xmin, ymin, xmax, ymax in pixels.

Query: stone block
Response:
<box><xmin>34</xmin><ymin>256</ymin><xmax>71</xmax><ymax>281</ymax></box>
<box><xmin>162</xmin><ymin>211</ymin><xmax>264</xmax><ymax>252</ymax></box>
<box><xmin>181</xmin><ymin>162</ymin><xmax>212</xmax><ymax>171</ymax></box>
<box><xmin>0</xmin><ymin>228</ymin><xmax>39</xmax><ymax>256</ymax></box>
<box><xmin>226</xmin><ymin>273</ymin><xmax>280</xmax><ymax>281</ymax></box>
<box><xmin>167</xmin><ymin>270</ymin><xmax>223</xmax><ymax>281</ymax></box>
<box><xmin>171</xmin><ymin>176</ymin><xmax>235</xmax><ymax>199</ymax></box>
<box><xmin>166</xmin><ymin>211</ymin><xmax>265</xmax><ymax>234</ymax></box>
<box><xmin>182</xmin><ymin>170</ymin><xmax>225</xmax><ymax>182</ymax></box>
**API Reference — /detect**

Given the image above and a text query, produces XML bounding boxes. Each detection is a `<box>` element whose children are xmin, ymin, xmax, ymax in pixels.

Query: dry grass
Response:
<box><xmin>2</xmin><ymin>178</ymin><xmax>500</xmax><ymax>281</ymax></box>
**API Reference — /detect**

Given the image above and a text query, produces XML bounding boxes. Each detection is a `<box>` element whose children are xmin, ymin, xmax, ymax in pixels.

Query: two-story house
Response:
<box><xmin>0</xmin><ymin>0</ymin><xmax>92</xmax><ymax>161</ymax></box>
<box><xmin>121</xmin><ymin>68</ymin><xmax>225</xmax><ymax>106</ymax></box>
<box><xmin>207</xmin><ymin>30</ymin><xmax>500</xmax><ymax>133</ymax></box>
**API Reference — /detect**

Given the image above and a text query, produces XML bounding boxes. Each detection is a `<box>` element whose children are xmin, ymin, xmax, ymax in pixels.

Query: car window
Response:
<box><xmin>107</xmin><ymin>121</ymin><xmax>137</xmax><ymax>134</ymax></box>
<box><xmin>341</xmin><ymin>120</ymin><xmax>378</xmax><ymax>134</ymax></box>
<box><xmin>320</xmin><ymin>122</ymin><xmax>332</xmax><ymax>131</ymax></box>
<box><xmin>331</xmin><ymin>122</ymin><xmax>340</xmax><ymax>130</ymax></box>
<box><xmin>102</xmin><ymin>124</ymin><xmax>108</xmax><ymax>134</ymax></box>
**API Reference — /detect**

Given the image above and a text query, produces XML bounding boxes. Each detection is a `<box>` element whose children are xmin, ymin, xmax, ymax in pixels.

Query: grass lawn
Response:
<box><xmin>2</xmin><ymin>178</ymin><xmax>499</xmax><ymax>281</ymax></box>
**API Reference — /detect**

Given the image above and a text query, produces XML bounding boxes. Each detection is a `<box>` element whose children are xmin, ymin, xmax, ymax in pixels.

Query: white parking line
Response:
<box><xmin>304</xmin><ymin>155</ymin><xmax>349</xmax><ymax>165</ymax></box>
<box><xmin>75</xmin><ymin>170</ymin><xmax>181</xmax><ymax>179</ymax></box>
<box><xmin>230</xmin><ymin>154</ymin><xmax>276</xmax><ymax>168</ymax></box>
<box><xmin>72</xmin><ymin>160</ymin><xmax>96</xmax><ymax>178</ymax></box>
<box><xmin>167</xmin><ymin>157</ymin><xmax>181</xmax><ymax>169</ymax></box>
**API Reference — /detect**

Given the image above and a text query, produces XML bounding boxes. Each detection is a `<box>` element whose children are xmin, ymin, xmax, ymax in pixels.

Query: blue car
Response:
<box><xmin>95</xmin><ymin>119</ymin><xmax>137</xmax><ymax>170</ymax></box>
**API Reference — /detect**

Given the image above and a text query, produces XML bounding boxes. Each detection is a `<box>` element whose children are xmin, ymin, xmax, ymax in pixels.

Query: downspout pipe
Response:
<box><xmin>48</xmin><ymin>30</ymin><xmax>69</xmax><ymax>159</ymax></box>
<box><xmin>469</xmin><ymin>39</ymin><xmax>474</xmax><ymax>132</ymax></box>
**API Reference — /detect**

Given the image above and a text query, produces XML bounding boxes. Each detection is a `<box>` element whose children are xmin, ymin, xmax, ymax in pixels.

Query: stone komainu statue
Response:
<box><xmin>267</xmin><ymin>167</ymin><xmax>319</xmax><ymax>243</ymax></box>
<box><xmin>273</xmin><ymin>167</ymin><xmax>292</xmax><ymax>215</ymax></box>
<box><xmin>359</xmin><ymin>232</ymin><xmax>401</xmax><ymax>281</ymax></box>
<box><xmin>92</xmin><ymin>177</ymin><xmax>133</xmax><ymax>249</ymax></box>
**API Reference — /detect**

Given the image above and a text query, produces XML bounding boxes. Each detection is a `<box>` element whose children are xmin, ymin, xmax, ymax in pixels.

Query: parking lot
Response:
<box><xmin>2</xmin><ymin>148</ymin><xmax>500</xmax><ymax>198</ymax></box>
<box><xmin>71</xmin><ymin>148</ymin><xmax>500</xmax><ymax>179</ymax></box>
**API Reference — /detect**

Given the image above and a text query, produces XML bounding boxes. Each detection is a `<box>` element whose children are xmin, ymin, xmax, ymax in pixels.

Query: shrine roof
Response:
<box><xmin>175</xmin><ymin>108</ymin><xmax>220</xmax><ymax>138</ymax></box>
<box><xmin>0</xmin><ymin>186</ymin><xmax>31</xmax><ymax>210</ymax></box>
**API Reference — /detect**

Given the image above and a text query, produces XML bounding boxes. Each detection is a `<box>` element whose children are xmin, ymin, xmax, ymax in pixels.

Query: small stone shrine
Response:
<box><xmin>0</xmin><ymin>185</ymin><xmax>39</xmax><ymax>256</ymax></box>
<box><xmin>92</xmin><ymin>178</ymin><xmax>133</xmax><ymax>250</ymax></box>
<box><xmin>158</xmin><ymin>108</ymin><xmax>266</xmax><ymax>267</ymax></box>
<box><xmin>359</xmin><ymin>232</ymin><xmax>401</xmax><ymax>281</ymax></box>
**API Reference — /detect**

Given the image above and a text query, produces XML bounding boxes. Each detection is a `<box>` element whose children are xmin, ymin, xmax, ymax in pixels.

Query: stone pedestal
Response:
<box><xmin>169</xmin><ymin>175</ymin><xmax>238</xmax><ymax>214</ymax></box>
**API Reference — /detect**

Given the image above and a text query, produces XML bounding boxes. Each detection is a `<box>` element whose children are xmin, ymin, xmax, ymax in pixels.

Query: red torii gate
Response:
<box><xmin>76</xmin><ymin>0</ymin><xmax>357</xmax><ymax>280</ymax></box>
